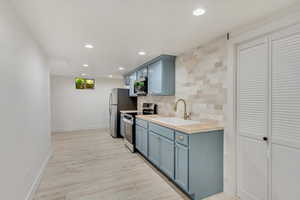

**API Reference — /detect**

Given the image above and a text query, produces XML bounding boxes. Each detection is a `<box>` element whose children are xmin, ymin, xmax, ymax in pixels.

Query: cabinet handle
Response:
<box><xmin>176</xmin><ymin>135</ymin><xmax>184</xmax><ymax>141</ymax></box>
<box><xmin>263</xmin><ymin>137</ymin><xmax>268</xmax><ymax>142</ymax></box>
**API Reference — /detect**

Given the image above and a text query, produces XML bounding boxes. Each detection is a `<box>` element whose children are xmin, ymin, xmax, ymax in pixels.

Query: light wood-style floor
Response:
<box><xmin>34</xmin><ymin>129</ymin><xmax>237</xmax><ymax>200</ymax></box>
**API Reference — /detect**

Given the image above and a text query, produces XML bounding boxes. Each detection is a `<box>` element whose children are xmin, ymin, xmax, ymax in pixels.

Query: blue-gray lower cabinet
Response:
<box><xmin>175</xmin><ymin>142</ymin><xmax>189</xmax><ymax>192</ymax></box>
<box><xmin>188</xmin><ymin>131</ymin><xmax>224</xmax><ymax>199</ymax></box>
<box><xmin>136</xmin><ymin>120</ymin><xmax>224</xmax><ymax>200</ymax></box>
<box><xmin>148</xmin><ymin>131</ymin><xmax>175</xmax><ymax>179</ymax></box>
<box><xmin>148</xmin><ymin>131</ymin><xmax>160</xmax><ymax>167</ymax></box>
<box><xmin>160</xmin><ymin>136</ymin><xmax>174</xmax><ymax>179</ymax></box>
<box><xmin>135</xmin><ymin>125</ymin><xmax>148</xmax><ymax>157</ymax></box>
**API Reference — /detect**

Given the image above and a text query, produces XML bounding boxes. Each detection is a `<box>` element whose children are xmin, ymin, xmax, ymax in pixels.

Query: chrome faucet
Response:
<box><xmin>174</xmin><ymin>99</ymin><xmax>191</xmax><ymax>120</ymax></box>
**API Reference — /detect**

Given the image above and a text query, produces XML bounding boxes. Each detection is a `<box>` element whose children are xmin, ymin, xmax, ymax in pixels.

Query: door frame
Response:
<box><xmin>225</xmin><ymin>9</ymin><xmax>300</xmax><ymax>197</ymax></box>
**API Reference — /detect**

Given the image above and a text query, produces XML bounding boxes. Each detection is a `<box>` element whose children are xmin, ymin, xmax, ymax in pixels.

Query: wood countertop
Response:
<box><xmin>136</xmin><ymin>115</ymin><xmax>224</xmax><ymax>134</ymax></box>
<box><xmin>120</xmin><ymin>110</ymin><xmax>139</xmax><ymax>114</ymax></box>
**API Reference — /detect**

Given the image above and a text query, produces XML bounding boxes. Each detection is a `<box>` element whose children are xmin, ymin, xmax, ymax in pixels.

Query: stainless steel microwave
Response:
<box><xmin>134</xmin><ymin>77</ymin><xmax>147</xmax><ymax>96</ymax></box>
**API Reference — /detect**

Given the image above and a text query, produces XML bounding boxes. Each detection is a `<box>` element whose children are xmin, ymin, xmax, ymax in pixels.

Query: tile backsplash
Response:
<box><xmin>138</xmin><ymin>36</ymin><xmax>227</xmax><ymax>125</ymax></box>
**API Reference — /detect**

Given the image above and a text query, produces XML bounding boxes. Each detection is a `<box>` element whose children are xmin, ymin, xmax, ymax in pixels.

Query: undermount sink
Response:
<box><xmin>152</xmin><ymin>117</ymin><xmax>200</xmax><ymax>126</ymax></box>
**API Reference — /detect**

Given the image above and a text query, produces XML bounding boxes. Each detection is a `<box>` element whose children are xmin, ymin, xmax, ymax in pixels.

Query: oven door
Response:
<box><xmin>124</xmin><ymin>118</ymin><xmax>133</xmax><ymax>144</ymax></box>
<box><xmin>123</xmin><ymin>115</ymin><xmax>135</xmax><ymax>152</ymax></box>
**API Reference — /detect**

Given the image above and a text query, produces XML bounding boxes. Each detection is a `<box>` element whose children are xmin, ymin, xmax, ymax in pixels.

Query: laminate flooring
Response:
<box><xmin>33</xmin><ymin>129</ymin><xmax>238</xmax><ymax>200</ymax></box>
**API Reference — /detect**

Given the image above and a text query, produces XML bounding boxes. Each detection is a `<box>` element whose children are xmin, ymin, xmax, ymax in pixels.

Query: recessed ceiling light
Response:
<box><xmin>119</xmin><ymin>67</ymin><xmax>125</xmax><ymax>70</ymax></box>
<box><xmin>138</xmin><ymin>51</ymin><xmax>146</xmax><ymax>56</ymax></box>
<box><xmin>193</xmin><ymin>8</ymin><xmax>206</xmax><ymax>16</ymax></box>
<box><xmin>82</xmin><ymin>64</ymin><xmax>89</xmax><ymax>67</ymax></box>
<box><xmin>81</xmin><ymin>73</ymin><xmax>87</xmax><ymax>76</ymax></box>
<box><xmin>84</xmin><ymin>44</ymin><xmax>94</xmax><ymax>49</ymax></box>
<box><xmin>108</xmin><ymin>75</ymin><xmax>113</xmax><ymax>78</ymax></box>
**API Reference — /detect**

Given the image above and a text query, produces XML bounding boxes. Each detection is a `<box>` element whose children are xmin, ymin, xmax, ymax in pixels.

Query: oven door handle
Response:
<box><xmin>123</xmin><ymin>118</ymin><xmax>133</xmax><ymax>125</ymax></box>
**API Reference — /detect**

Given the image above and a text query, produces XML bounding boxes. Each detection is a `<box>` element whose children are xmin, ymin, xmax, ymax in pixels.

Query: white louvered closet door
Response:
<box><xmin>237</xmin><ymin>38</ymin><xmax>269</xmax><ymax>200</ymax></box>
<box><xmin>270</xmin><ymin>24</ymin><xmax>300</xmax><ymax>200</ymax></box>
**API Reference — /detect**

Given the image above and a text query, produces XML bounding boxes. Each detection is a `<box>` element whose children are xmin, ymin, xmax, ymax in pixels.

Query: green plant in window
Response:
<box><xmin>85</xmin><ymin>79</ymin><xmax>95</xmax><ymax>89</ymax></box>
<box><xmin>75</xmin><ymin>78</ymin><xmax>85</xmax><ymax>89</ymax></box>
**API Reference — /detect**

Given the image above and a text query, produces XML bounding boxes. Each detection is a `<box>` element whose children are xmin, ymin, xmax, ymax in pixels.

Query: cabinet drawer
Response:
<box><xmin>149</xmin><ymin>122</ymin><xmax>174</xmax><ymax>140</ymax></box>
<box><xmin>136</xmin><ymin>118</ymin><xmax>148</xmax><ymax>129</ymax></box>
<box><xmin>175</xmin><ymin>132</ymin><xmax>189</xmax><ymax>146</ymax></box>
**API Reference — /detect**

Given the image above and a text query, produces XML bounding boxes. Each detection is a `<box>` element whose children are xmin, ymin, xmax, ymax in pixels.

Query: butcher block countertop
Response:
<box><xmin>120</xmin><ymin>110</ymin><xmax>139</xmax><ymax>114</ymax></box>
<box><xmin>136</xmin><ymin>115</ymin><xmax>224</xmax><ymax>134</ymax></box>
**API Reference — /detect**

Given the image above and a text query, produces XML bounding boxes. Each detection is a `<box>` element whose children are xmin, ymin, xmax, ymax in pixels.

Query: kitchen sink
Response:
<box><xmin>152</xmin><ymin>117</ymin><xmax>200</xmax><ymax>126</ymax></box>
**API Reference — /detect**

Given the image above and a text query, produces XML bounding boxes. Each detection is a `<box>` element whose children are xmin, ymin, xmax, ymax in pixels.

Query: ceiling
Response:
<box><xmin>11</xmin><ymin>0</ymin><xmax>299</xmax><ymax>78</ymax></box>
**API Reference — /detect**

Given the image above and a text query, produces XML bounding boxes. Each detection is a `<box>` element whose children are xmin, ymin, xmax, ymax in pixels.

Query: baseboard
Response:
<box><xmin>25</xmin><ymin>149</ymin><xmax>53</xmax><ymax>200</ymax></box>
<box><xmin>52</xmin><ymin>127</ymin><xmax>108</xmax><ymax>133</ymax></box>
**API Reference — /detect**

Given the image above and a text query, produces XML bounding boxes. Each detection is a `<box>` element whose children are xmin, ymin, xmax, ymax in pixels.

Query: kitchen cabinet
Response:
<box><xmin>148</xmin><ymin>131</ymin><xmax>160</xmax><ymax>167</ymax></box>
<box><xmin>175</xmin><ymin>142</ymin><xmax>189</xmax><ymax>192</ymax></box>
<box><xmin>124</xmin><ymin>75</ymin><xmax>130</xmax><ymax>86</ymax></box>
<box><xmin>148</xmin><ymin>56</ymin><xmax>175</xmax><ymax>96</ymax></box>
<box><xmin>129</xmin><ymin>72</ymin><xmax>137</xmax><ymax>97</ymax></box>
<box><xmin>124</xmin><ymin>55</ymin><xmax>175</xmax><ymax>96</ymax></box>
<box><xmin>160</xmin><ymin>136</ymin><xmax>174</xmax><ymax>179</ymax></box>
<box><xmin>135</xmin><ymin>124</ymin><xmax>148</xmax><ymax>157</ymax></box>
<box><xmin>135</xmin><ymin>118</ymin><xmax>223</xmax><ymax>200</ymax></box>
<box><xmin>148</xmin><ymin>123</ymin><xmax>175</xmax><ymax>179</ymax></box>
<box><xmin>148</xmin><ymin>131</ymin><xmax>174</xmax><ymax>179</ymax></box>
<box><xmin>136</xmin><ymin>66</ymin><xmax>148</xmax><ymax>80</ymax></box>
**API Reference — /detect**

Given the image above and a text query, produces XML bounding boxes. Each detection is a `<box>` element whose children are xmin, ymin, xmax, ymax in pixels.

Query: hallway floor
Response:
<box><xmin>34</xmin><ymin>129</ymin><xmax>237</xmax><ymax>200</ymax></box>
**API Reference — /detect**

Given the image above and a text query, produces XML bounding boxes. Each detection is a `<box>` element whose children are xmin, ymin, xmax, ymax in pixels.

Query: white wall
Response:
<box><xmin>51</xmin><ymin>75</ymin><xmax>123</xmax><ymax>132</ymax></box>
<box><xmin>0</xmin><ymin>1</ymin><xmax>52</xmax><ymax>200</ymax></box>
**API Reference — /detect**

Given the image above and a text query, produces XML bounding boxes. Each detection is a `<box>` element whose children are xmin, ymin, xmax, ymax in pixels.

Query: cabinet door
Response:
<box><xmin>129</xmin><ymin>72</ymin><xmax>137</xmax><ymax>96</ymax></box>
<box><xmin>135</xmin><ymin>125</ymin><xmax>142</xmax><ymax>152</ymax></box>
<box><xmin>160</xmin><ymin>137</ymin><xmax>174</xmax><ymax>179</ymax></box>
<box><xmin>140</xmin><ymin>126</ymin><xmax>148</xmax><ymax>157</ymax></box>
<box><xmin>237</xmin><ymin>38</ymin><xmax>269</xmax><ymax>200</ymax></box>
<box><xmin>137</xmin><ymin>67</ymin><xmax>148</xmax><ymax>79</ymax></box>
<box><xmin>175</xmin><ymin>143</ymin><xmax>189</xmax><ymax>192</ymax></box>
<box><xmin>124</xmin><ymin>76</ymin><xmax>130</xmax><ymax>86</ymax></box>
<box><xmin>148</xmin><ymin>131</ymin><xmax>160</xmax><ymax>167</ymax></box>
<box><xmin>148</xmin><ymin>60</ymin><xmax>163</xmax><ymax>95</ymax></box>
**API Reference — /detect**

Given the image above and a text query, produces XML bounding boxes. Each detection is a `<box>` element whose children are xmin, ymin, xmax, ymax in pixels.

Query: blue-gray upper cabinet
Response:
<box><xmin>124</xmin><ymin>75</ymin><xmax>130</xmax><ymax>86</ymax></box>
<box><xmin>160</xmin><ymin>136</ymin><xmax>175</xmax><ymax>179</ymax></box>
<box><xmin>136</xmin><ymin>66</ymin><xmax>148</xmax><ymax>80</ymax></box>
<box><xmin>148</xmin><ymin>131</ymin><xmax>160</xmax><ymax>167</ymax></box>
<box><xmin>175</xmin><ymin>142</ymin><xmax>189</xmax><ymax>192</ymax></box>
<box><xmin>129</xmin><ymin>72</ymin><xmax>137</xmax><ymax>97</ymax></box>
<box><xmin>148</xmin><ymin>56</ymin><xmax>175</xmax><ymax>96</ymax></box>
<box><xmin>135</xmin><ymin>125</ymin><xmax>148</xmax><ymax>157</ymax></box>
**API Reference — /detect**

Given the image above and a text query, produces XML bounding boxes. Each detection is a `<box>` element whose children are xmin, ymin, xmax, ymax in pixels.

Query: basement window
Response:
<box><xmin>75</xmin><ymin>78</ymin><xmax>95</xmax><ymax>89</ymax></box>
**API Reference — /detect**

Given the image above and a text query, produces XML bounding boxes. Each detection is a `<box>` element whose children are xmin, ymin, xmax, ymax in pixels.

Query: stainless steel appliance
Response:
<box><xmin>123</xmin><ymin>113</ymin><xmax>135</xmax><ymax>152</ymax></box>
<box><xmin>142</xmin><ymin>103</ymin><xmax>157</xmax><ymax>115</ymax></box>
<box><xmin>109</xmin><ymin>88</ymin><xmax>137</xmax><ymax>138</ymax></box>
<box><xmin>134</xmin><ymin>77</ymin><xmax>148</xmax><ymax>96</ymax></box>
<box><xmin>122</xmin><ymin>103</ymin><xmax>157</xmax><ymax>153</ymax></box>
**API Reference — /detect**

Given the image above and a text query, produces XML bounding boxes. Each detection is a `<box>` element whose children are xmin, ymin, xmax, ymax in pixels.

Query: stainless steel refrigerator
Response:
<box><xmin>109</xmin><ymin>88</ymin><xmax>137</xmax><ymax>138</ymax></box>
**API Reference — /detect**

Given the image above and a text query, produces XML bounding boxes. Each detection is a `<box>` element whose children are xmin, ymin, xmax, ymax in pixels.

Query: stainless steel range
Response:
<box><xmin>123</xmin><ymin>103</ymin><xmax>157</xmax><ymax>152</ymax></box>
<box><xmin>123</xmin><ymin>113</ymin><xmax>136</xmax><ymax>152</ymax></box>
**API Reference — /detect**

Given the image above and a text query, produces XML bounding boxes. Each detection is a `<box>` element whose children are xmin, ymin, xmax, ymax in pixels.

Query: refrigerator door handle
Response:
<box><xmin>109</xmin><ymin>93</ymin><xmax>112</xmax><ymax>113</ymax></box>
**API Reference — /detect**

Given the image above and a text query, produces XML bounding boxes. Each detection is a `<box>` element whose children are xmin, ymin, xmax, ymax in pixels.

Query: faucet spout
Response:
<box><xmin>174</xmin><ymin>99</ymin><xmax>190</xmax><ymax>120</ymax></box>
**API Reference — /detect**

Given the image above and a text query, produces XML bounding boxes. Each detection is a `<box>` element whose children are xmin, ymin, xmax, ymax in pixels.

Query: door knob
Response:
<box><xmin>263</xmin><ymin>137</ymin><xmax>268</xmax><ymax>141</ymax></box>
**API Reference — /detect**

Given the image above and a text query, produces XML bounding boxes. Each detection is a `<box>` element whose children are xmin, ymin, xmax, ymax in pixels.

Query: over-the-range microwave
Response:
<box><xmin>134</xmin><ymin>77</ymin><xmax>147</xmax><ymax>96</ymax></box>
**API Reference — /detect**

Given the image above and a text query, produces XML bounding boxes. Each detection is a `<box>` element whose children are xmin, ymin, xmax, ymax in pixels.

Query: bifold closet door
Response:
<box><xmin>237</xmin><ymin>38</ymin><xmax>269</xmax><ymax>200</ymax></box>
<box><xmin>270</xmin><ymin>24</ymin><xmax>300</xmax><ymax>200</ymax></box>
